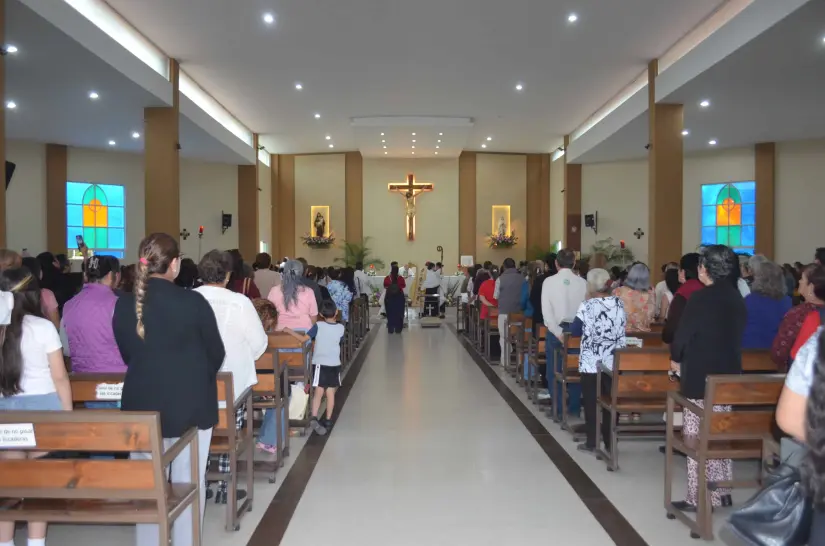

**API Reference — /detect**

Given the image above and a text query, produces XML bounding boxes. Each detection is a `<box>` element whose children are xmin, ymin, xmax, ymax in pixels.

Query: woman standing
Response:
<box><xmin>772</xmin><ymin>264</ymin><xmax>825</xmax><ymax>370</ymax></box>
<box><xmin>0</xmin><ymin>268</ymin><xmax>72</xmax><ymax>546</ymax></box>
<box><xmin>21</xmin><ymin>257</ymin><xmax>60</xmax><ymax>329</ymax></box>
<box><xmin>670</xmin><ymin>245</ymin><xmax>746</xmax><ymax>512</ymax></box>
<box><xmin>112</xmin><ymin>233</ymin><xmax>225</xmax><ymax>546</ymax></box>
<box><xmin>227</xmin><ymin>249</ymin><xmax>260</xmax><ymax>299</ymax></box>
<box><xmin>742</xmin><ymin>259</ymin><xmax>792</xmax><ymax>349</ymax></box>
<box><xmin>327</xmin><ymin>268</ymin><xmax>353</xmax><ymax>323</ymax></box>
<box><xmin>612</xmin><ymin>262</ymin><xmax>655</xmax><ymax>332</ymax></box>
<box><xmin>384</xmin><ymin>264</ymin><xmax>406</xmax><ymax>334</ymax></box>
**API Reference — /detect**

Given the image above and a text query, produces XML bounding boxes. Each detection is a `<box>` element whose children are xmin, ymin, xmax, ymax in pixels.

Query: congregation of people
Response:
<box><xmin>0</xmin><ymin>236</ymin><xmax>378</xmax><ymax>546</ymax></box>
<box><xmin>462</xmin><ymin>245</ymin><xmax>825</xmax><ymax>540</ymax></box>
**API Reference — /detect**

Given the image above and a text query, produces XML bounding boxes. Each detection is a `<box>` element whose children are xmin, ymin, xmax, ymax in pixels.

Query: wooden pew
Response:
<box><xmin>553</xmin><ymin>335</ymin><xmax>581</xmax><ymax>433</ymax></box>
<box><xmin>483</xmin><ymin>307</ymin><xmax>499</xmax><ymax>363</ymax></box>
<box><xmin>68</xmin><ymin>372</ymin><xmax>124</xmax><ymax>408</ymax></box>
<box><xmin>269</xmin><ymin>332</ymin><xmax>313</xmax><ymax>433</ymax></box>
<box><xmin>664</xmin><ymin>374</ymin><xmax>785</xmax><ymax>540</ymax></box>
<box><xmin>206</xmin><ymin>373</ymin><xmax>254</xmax><ymax>531</ymax></box>
<box><xmin>253</xmin><ymin>347</ymin><xmax>288</xmax><ymax>473</ymax></box>
<box><xmin>626</xmin><ymin>331</ymin><xmax>666</xmax><ymax>348</ymax></box>
<box><xmin>0</xmin><ymin>411</ymin><xmax>200</xmax><ymax>546</ymax></box>
<box><xmin>595</xmin><ymin>348</ymin><xmax>679</xmax><ymax>471</ymax></box>
<box><xmin>456</xmin><ymin>302</ymin><xmax>466</xmax><ymax>333</ymax></box>
<box><xmin>515</xmin><ymin>318</ymin><xmax>533</xmax><ymax>389</ymax></box>
<box><xmin>527</xmin><ymin>324</ymin><xmax>547</xmax><ymax>405</ymax></box>
<box><xmin>503</xmin><ymin>312</ymin><xmax>525</xmax><ymax>376</ymax></box>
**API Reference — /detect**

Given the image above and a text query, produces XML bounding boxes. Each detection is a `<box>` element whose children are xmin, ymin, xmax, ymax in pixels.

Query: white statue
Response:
<box><xmin>497</xmin><ymin>216</ymin><xmax>507</xmax><ymax>237</ymax></box>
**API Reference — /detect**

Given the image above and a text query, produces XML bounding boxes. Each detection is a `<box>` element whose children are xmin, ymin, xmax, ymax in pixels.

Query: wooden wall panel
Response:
<box><xmin>270</xmin><ymin>154</ymin><xmax>280</xmax><ymax>260</ymax></box>
<box><xmin>277</xmin><ymin>154</ymin><xmax>296</xmax><ymax>258</ymax></box>
<box><xmin>345</xmin><ymin>152</ymin><xmax>363</xmax><ymax>243</ymax></box>
<box><xmin>648</xmin><ymin>103</ymin><xmax>684</xmax><ymax>273</ymax></box>
<box><xmin>540</xmin><ymin>154</ymin><xmax>550</xmax><ymax>250</ymax></box>
<box><xmin>754</xmin><ymin>142</ymin><xmax>775</xmax><ymax>260</ymax></box>
<box><xmin>563</xmin><ymin>136</ymin><xmax>582</xmax><ymax>252</ymax></box>
<box><xmin>526</xmin><ymin>153</ymin><xmax>551</xmax><ymax>252</ymax></box>
<box><xmin>458</xmin><ymin>152</ymin><xmax>477</xmax><ymax>260</ymax></box>
<box><xmin>46</xmin><ymin>144</ymin><xmax>68</xmax><ymax>254</ymax></box>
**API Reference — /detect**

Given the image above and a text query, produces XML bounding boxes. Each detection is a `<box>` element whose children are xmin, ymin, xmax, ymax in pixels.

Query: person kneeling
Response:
<box><xmin>310</xmin><ymin>300</ymin><xmax>346</xmax><ymax>435</ymax></box>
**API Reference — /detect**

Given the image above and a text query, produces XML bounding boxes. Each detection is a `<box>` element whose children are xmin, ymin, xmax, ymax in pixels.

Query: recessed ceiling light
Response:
<box><xmin>108</xmin><ymin>140</ymin><xmax>116</xmax><ymax>146</ymax></box>
<box><xmin>412</xmin><ymin>139</ymin><xmax>416</xmax><ymax>143</ymax></box>
<box><xmin>515</xmin><ymin>82</ymin><xmax>524</xmax><ymax>92</ymax></box>
<box><xmin>6</xmin><ymin>100</ymin><xmax>16</xmax><ymax>110</ymax></box>
<box><xmin>294</xmin><ymin>82</ymin><xmax>303</xmax><ymax>90</ymax></box>
<box><xmin>436</xmin><ymin>146</ymin><xmax>440</xmax><ymax>149</ymax></box>
<box><xmin>437</xmin><ymin>139</ymin><xmax>442</xmax><ymax>143</ymax></box>
<box><xmin>486</xmin><ymin>136</ymin><xmax>493</xmax><ymax>141</ymax></box>
<box><xmin>435</xmin><ymin>152</ymin><xmax>438</xmax><ymax>155</ymax></box>
<box><xmin>481</xmin><ymin>144</ymin><xmax>487</xmax><ymax>148</ymax></box>
<box><xmin>381</xmin><ymin>139</ymin><xmax>386</xmax><ymax>143</ymax></box>
<box><xmin>381</xmin><ymin>132</ymin><xmax>385</xmax><ymax>136</ymax></box>
<box><xmin>439</xmin><ymin>132</ymin><xmax>443</xmax><ymax>136</ymax></box>
<box><xmin>314</xmin><ymin>113</ymin><xmax>321</xmax><ymax>119</ymax></box>
<box><xmin>132</xmin><ymin>131</ymin><xmax>141</xmax><ymax>139</ymax></box>
<box><xmin>708</xmin><ymin>139</ymin><xmax>718</xmax><ymax>146</ymax></box>
<box><xmin>412</xmin><ymin>152</ymin><xmax>415</xmax><ymax>155</ymax></box>
<box><xmin>821</xmin><ymin>35</ymin><xmax>825</xmax><ymax>44</ymax></box>
<box><xmin>262</xmin><ymin>12</ymin><xmax>275</xmax><ymax>24</ymax></box>
<box><xmin>567</xmin><ymin>13</ymin><xmax>578</xmax><ymax>23</ymax></box>
<box><xmin>384</xmin><ymin>151</ymin><xmax>388</xmax><ymax>155</ymax></box>
<box><xmin>699</xmin><ymin>99</ymin><xmax>710</xmax><ymax>108</ymax></box>
<box><xmin>411</xmin><ymin>132</ymin><xmax>416</xmax><ymax>136</ymax></box>
<box><xmin>329</xmin><ymin>144</ymin><xmax>334</xmax><ymax>148</ymax></box>
<box><xmin>411</xmin><ymin>146</ymin><xmax>415</xmax><ymax>149</ymax></box>
<box><xmin>5</xmin><ymin>45</ymin><xmax>18</xmax><ymax>54</ymax></box>
<box><xmin>383</xmin><ymin>146</ymin><xmax>387</xmax><ymax>149</ymax></box>
<box><xmin>682</xmin><ymin>130</ymin><xmax>690</xmax><ymax>136</ymax></box>
<box><xmin>88</xmin><ymin>91</ymin><xmax>99</xmax><ymax>100</ymax></box>
<box><xmin>325</xmin><ymin>135</ymin><xmax>331</xmax><ymax>140</ymax></box>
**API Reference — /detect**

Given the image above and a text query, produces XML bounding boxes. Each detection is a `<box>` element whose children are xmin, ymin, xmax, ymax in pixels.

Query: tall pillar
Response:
<box><xmin>46</xmin><ymin>144</ymin><xmax>68</xmax><ymax>254</ymax></box>
<box><xmin>563</xmin><ymin>136</ymin><xmax>582</xmax><ymax>251</ymax></box>
<box><xmin>458</xmin><ymin>151</ymin><xmax>477</xmax><ymax>260</ymax></box>
<box><xmin>144</xmin><ymin>59</ymin><xmax>180</xmax><ymax>239</ymax></box>
<box><xmin>0</xmin><ymin>0</ymin><xmax>6</xmax><ymax>248</ymax></box>
<box><xmin>276</xmin><ymin>154</ymin><xmax>295</xmax><ymax>258</ymax></box>
<box><xmin>526</xmin><ymin>153</ymin><xmax>550</xmax><ymax>251</ymax></box>
<box><xmin>345</xmin><ymin>152</ymin><xmax>363</xmax><ymax>243</ymax></box>
<box><xmin>647</xmin><ymin>60</ymin><xmax>684</xmax><ymax>274</ymax></box>
<box><xmin>270</xmin><ymin>154</ymin><xmax>280</xmax><ymax>260</ymax></box>
<box><xmin>237</xmin><ymin>134</ymin><xmax>259</xmax><ymax>260</ymax></box>
<box><xmin>755</xmin><ymin>142</ymin><xmax>775</xmax><ymax>260</ymax></box>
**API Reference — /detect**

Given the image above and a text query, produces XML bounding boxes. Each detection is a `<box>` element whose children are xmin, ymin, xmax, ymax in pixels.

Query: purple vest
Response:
<box><xmin>63</xmin><ymin>283</ymin><xmax>127</xmax><ymax>373</ymax></box>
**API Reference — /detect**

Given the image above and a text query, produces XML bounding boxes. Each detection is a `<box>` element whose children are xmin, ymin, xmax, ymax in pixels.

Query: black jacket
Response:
<box><xmin>670</xmin><ymin>280</ymin><xmax>746</xmax><ymax>399</ymax></box>
<box><xmin>529</xmin><ymin>273</ymin><xmax>550</xmax><ymax>326</ymax></box>
<box><xmin>113</xmin><ymin>278</ymin><xmax>225</xmax><ymax>438</ymax></box>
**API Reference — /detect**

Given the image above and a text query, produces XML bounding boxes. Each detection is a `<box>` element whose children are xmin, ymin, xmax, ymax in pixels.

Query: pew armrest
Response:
<box><xmin>162</xmin><ymin>427</ymin><xmax>199</xmax><ymax>468</ymax></box>
<box><xmin>667</xmin><ymin>391</ymin><xmax>703</xmax><ymax>417</ymax></box>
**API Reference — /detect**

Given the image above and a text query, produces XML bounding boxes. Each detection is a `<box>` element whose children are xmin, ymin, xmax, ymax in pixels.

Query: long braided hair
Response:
<box><xmin>134</xmin><ymin>233</ymin><xmax>179</xmax><ymax>339</ymax></box>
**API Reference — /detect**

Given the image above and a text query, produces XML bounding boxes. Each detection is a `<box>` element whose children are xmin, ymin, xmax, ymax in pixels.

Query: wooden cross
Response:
<box><xmin>388</xmin><ymin>173</ymin><xmax>434</xmax><ymax>241</ymax></box>
<box><xmin>634</xmin><ymin>228</ymin><xmax>645</xmax><ymax>239</ymax></box>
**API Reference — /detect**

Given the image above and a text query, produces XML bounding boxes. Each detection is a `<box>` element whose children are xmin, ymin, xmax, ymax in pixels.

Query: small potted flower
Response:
<box><xmin>300</xmin><ymin>231</ymin><xmax>336</xmax><ymax>249</ymax></box>
<box><xmin>488</xmin><ymin>231</ymin><xmax>518</xmax><ymax>248</ymax></box>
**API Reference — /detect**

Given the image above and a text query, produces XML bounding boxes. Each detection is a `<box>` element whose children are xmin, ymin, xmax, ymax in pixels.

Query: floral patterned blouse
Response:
<box><xmin>612</xmin><ymin>286</ymin><xmax>655</xmax><ymax>332</ymax></box>
<box><xmin>327</xmin><ymin>280</ymin><xmax>353</xmax><ymax>322</ymax></box>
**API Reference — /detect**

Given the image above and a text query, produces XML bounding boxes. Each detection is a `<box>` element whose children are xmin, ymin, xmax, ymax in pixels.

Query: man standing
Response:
<box><xmin>540</xmin><ymin>249</ymin><xmax>587</xmax><ymax>418</ymax></box>
<box><xmin>494</xmin><ymin>258</ymin><xmax>525</xmax><ymax>367</ymax></box>
<box><xmin>354</xmin><ymin>262</ymin><xmax>370</xmax><ymax>302</ymax></box>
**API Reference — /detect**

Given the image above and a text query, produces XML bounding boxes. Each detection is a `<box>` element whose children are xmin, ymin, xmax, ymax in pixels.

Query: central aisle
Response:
<box><xmin>279</xmin><ymin>325</ymin><xmax>615</xmax><ymax>545</ymax></box>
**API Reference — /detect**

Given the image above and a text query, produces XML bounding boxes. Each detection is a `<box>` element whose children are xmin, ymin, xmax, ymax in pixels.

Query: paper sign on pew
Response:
<box><xmin>95</xmin><ymin>382</ymin><xmax>124</xmax><ymax>401</ymax></box>
<box><xmin>0</xmin><ymin>423</ymin><xmax>36</xmax><ymax>448</ymax></box>
<box><xmin>625</xmin><ymin>337</ymin><xmax>643</xmax><ymax>348</ymax></box>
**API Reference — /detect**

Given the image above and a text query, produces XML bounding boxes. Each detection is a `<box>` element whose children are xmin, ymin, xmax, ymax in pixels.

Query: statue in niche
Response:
<box><xmin>497</xmin><ymin>215</ymin><xmax>507</xmax><ymax>237</ymax></box>
<box><xmin>314</xmin><ymin>211</ymin><xmax>326</xmax><ymax>237</ymax></box>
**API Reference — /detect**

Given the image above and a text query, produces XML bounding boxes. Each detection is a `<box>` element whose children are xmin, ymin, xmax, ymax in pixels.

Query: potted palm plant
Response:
<box><xmin>335</xmin><ymin>237</ymin><xmax>386</xmax><ymax>272</ymax></box>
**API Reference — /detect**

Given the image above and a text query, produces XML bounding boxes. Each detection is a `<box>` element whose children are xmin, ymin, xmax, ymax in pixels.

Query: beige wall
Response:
<box><xmin>363</xmin><ymin>158</ymin><xmax>458</xmax><ymax>272</ymax></box>
<box><xmin>475</xmin><ymin>154</ymin><xmax>527</xmax><ymax>264</ymax></box>
<box><xmin>294</xmin><ymin>154</ymin><xmax>346</xmax><ymax>265</ymax></box>
<box><xmin>581</xmin><ymin>159</ymin><xmax>649</xmax><ymax>263</ymax></box>
<box><xmin>258</xmin><ymin>161</ymin><xmax>272</xmax><ymax>255</ymax></box>
<box><xmin>550</xmin><ymin>156</ymin><xmax>565</xmax><ymax>249</ymax></box>
<box><xmin>776</xmin><ymin>139</ymin><xmax>825</xmax><ymax>264</ymax></box>
<box><xmin>178</xmin><ymin>159</ymin><xmax>238</xmax><ymax>260</ymax></box>
<box><xmin>6</xmin><ymin>140</ymin><xmax>47</xmax><ymax>253</ymax></box>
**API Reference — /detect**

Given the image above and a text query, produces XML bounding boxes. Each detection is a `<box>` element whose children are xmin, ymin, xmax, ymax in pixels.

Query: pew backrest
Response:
<box><xmin>701</xmin><ymin>374</ymin><xmax>785</xmax><ymax>441</ymax></box>
<box><xmin>612</xmin><ymin>348</ymin><xmax>678</xmax><ymax>398</ymax></box>
<box><xmin>69</xmin><ymin>372</ymin><xmax>126</xmax><ymax>405</ymax></box>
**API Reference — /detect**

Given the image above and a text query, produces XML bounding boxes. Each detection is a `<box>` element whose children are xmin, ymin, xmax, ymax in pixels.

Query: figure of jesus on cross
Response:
<box><xmin>388</xmin><ymin>173</ymin><xmax>434</xmax><ymax>241</ymax></box>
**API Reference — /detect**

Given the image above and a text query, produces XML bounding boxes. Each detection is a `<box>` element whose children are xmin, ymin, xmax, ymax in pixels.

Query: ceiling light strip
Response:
<box><xmin>63</xmin><ymin>0</ymin><xmax>169</xmax><ymax>78</ymax></box>
<box><xmin>570</xmin><ymin>69</ymin><xmax>648</xmax><ymax>143</ymax></box>
<box><xmin>179</xmin><ymin>70</ymin><xmax>254</xmax><ymax>146</ymax></box>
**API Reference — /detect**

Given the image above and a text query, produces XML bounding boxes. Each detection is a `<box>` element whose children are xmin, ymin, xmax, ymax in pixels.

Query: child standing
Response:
<box><xmin>310</xmin><ymin>300</ymin><xmax>345</xmax><ymax>435</ymax></box>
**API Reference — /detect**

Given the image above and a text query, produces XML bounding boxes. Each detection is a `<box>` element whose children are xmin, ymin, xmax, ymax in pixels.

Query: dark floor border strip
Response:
<box><xmin>447</xmin><ymin>324</ymin><xmax>650</xmax><ymax>546</ymax></box>
<box><xmin>246</xmin><ymin>327</ymin><xmax>379</xmax><ymax>546</ymax></box>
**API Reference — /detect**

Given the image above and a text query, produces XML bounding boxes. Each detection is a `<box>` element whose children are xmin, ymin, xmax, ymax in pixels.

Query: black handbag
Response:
<box><xmin>726</xmin><ymin>462</ymin><xmax>812</xmax><ymax>546</ymax></box>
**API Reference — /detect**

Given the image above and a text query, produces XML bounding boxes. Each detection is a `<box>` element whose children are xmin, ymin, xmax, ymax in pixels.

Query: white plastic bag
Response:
<box><xmin>289</xmin><ymin>383</ymin><xmax>309</xmax><ymax>420</ymax></box>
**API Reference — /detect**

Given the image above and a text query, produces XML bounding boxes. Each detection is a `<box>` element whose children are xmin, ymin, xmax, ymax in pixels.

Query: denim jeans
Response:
<box><xmin>546</xmin><ymin>323</ymin><xmax>580</xmax><ymax>417</ymax></box>
<box><xmin>259</xmin><ymin>332</ymin><xmax>310</xmax><ymax>447</ymax></box>
<box><xmin>0</xmin><ymin>392</ymin><xmax>62</xmax><ymax>410</ymax></box>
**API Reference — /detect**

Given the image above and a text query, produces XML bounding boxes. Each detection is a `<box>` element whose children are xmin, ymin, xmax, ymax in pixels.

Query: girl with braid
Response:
<box><xmin>112</xmin><ymin>233</ymin><xmax>225</xmax><ymax>546</ymax></box>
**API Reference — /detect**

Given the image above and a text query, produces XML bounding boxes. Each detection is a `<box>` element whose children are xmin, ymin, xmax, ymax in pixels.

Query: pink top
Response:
<box><xmin>267</xmin><ymin>285</ymin><xmax>318</xmax><ymax>331</ymax></box>
<box><xmin>41</xmin><ymin>288</ymin><xmax>58</xmax><ymax>318</ymax></box>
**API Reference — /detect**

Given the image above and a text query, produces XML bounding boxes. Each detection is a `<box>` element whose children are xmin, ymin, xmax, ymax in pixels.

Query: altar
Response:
<box><xmin>365</xmin><ymin>275</ymin><xmax>464</xmax><ymax>298</ymax></box>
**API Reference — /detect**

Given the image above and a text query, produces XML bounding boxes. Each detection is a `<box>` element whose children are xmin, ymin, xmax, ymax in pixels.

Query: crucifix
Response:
<box><xmin>388</xmin><ymin>173</ymin><xmax>434</xmax><ymax>241</ymax></box>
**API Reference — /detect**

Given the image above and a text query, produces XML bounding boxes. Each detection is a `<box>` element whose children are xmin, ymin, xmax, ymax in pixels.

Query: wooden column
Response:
<box><xmin>755</xmin><ymin>142</ymin><xmax>775</xmax><ymax>260</ymax></box>
<box><xmin>270</xmin><ymin>153</ymin><xmax>280</xmax><ymax>260</ymax></box>
<box><xmin>526</xmin><ymin>153</ymin><xmax>550</xmax><ymax>251</ymax></box>
<box><xmin>563</xmin><ymin>136</ymin><xmax>582</xmax><ymax>251</ymax></box>
<box><xmin>237</xmin><ymin>134</ymin><xmax>259</xmax><ymax>260</ymax></box>
<box><xmin>276</xmin><ymin>154</ymin><xmax>295</xmax><ymax>258</ymax></box>
<box><xmin>0</xmin><ymin>0</ymin><xmax>6</xmax><ymax>248</ymax></box>
<box><xmin>144</xmin><ymin>59</ymin><xmax>180</xmax><ymax>239</ymax></box>
<box><xmin>46</xmin><ymin>144</ymin><xmax>68</xmax><ymax>254</ymax></box>
<box><xmin>647</xmin><ymin>60</ymin><xmax>684</xmax><ymax>273</ymax></box>
<box><xmin>345</xmin><ymin>152</ymin><xmax>363</xmax><ymax>243</ymax></box>
<box><xmin>458</xmin><ymin>151</ymin><xmax>477</xmax><ymax>260</ymax></box>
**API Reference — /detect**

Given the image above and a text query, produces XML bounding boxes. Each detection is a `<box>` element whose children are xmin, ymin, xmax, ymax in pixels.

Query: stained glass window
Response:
<box><xmin>66</xmin><ymin>182</ymin><xmax>125</xmax><ymax>259</ymax></box>
<box><xmin>700</xmin><ymin>181</ymin><xmax>755</xmax><ymax>255</ymax></box>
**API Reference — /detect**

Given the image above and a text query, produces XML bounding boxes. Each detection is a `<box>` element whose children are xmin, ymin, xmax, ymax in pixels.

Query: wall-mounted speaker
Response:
<box><xmin>221</xmin><ymin>212</ymin><xmax>232</xmax><ymax>234</ymax></box>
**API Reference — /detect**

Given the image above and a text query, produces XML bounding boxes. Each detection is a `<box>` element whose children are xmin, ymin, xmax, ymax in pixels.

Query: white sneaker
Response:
<box><xmin>537</xmin><ymin>392</ymin><xmax>552</xmax><ymax>401</ymax></box>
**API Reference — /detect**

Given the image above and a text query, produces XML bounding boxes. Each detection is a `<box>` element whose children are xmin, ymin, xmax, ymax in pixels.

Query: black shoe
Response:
<box><xmin>571</xmin><ymin>424</ymin><xmax>586</xmax><ymax>434</ymax></box>
<box><xmin>215</xmin><ymin>489</ymin><xmax>248</xmax><ymax>505</ymax></box>
<box><xmin>309</xmin><ymin>418</ymin><xmax>327</xmax><ymax>436</ymax></box>
<box><xmin>577</xmin><ymin>443</ymin><xmax>596</xmax><ymax>455</ymax></box>
<box><xmin>672</xmin><ymin>500</ymin><xmax>715</xmax><ymax>514</ymax></box>
<box><xmin>721</xmin><ymin>494</ymin><xmax>733</xmax><ymax>508</ymax></box>
<box><xmin>321</xmin><ymin>419</ymin><xmax>333</xmax><ymax>430</ymax></box>
<box><xmin>206</xmin><ymin>488</ymin><xmax>214</xmax><ymax>500</ymax></box>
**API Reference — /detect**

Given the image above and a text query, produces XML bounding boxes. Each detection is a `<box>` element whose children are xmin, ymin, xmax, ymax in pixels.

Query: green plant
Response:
<box><xmin>527</xmin><ymin>243</ymin><xmax>562</xmax><ymax>261</ymax></box>
<box><xmin>589</xmin><ymin>237</ymin><xmax>635</xmax><ymax>268</ymax></box>
<box><xmin>335</xmin><ymin>237</ymin><xmax>386</xmax><ymax>270</ymax></box>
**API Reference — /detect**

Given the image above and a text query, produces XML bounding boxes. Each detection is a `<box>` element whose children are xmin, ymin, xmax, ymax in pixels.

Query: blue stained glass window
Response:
<box><xmin>700</xmin><ymin>181</ymin><xmax>756</xmax><ymax>254</ymax></box>
<box><xmin>66</xmin><ymin>182</ymin><xmax>126</xmax><ymax>257</ymax></box>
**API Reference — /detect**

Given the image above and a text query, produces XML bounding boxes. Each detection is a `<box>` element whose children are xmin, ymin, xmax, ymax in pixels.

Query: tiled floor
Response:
<box><xmin>14</xmin><ymin>310</ymin><xmax>761</xmax><ymax>545</ymax></box>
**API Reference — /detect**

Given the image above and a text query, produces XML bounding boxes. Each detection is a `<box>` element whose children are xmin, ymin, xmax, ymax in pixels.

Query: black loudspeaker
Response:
<box><xmin>221</xmin><ymin>212</ymin><xmax>232</xmax><ymax>234</ymax></box>
<box><xmin>5</xmin><ymin>161</ymin><xmax>16</xmax><ymax>189</ymax></box>
<box><xmin>584</xmin><ymin>211</ymin><xmax>598</xmax><ymax>234</ymax></box>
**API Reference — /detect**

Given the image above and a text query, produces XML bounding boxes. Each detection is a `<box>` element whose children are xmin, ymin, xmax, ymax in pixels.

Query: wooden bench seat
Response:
<box><xmin>553</xmin><ymin>335</ymin><xmax>581</xmax><ymax>431</ymax></box>
<box><xmin>664</xmin><ymin>373</ymin><xmax>785</xmax><ymax>540</ymax></box>
<box><xmin>0</xmin><ymin>411</ymin><xmax>200</xmax><ymax>545</ymax></box>
<box><xmin>253</xmin><ymin>347</ymin><xmax>288</xmax><ymax>473</ymax></box>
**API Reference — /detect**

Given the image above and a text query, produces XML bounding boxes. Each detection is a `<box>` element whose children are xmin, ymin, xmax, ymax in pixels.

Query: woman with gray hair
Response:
<box><xmin>742</xmin><ymin>258</ymin><xmax>792</xmax><ymax>349</ymax></box>
<box><xmin>612</xmin><ymin>262</ymin><xmax>655</xmax><ymax>332</ymax></box>
<box><xmin>569</xmin><ymin>268</ymin><xmax>626</xmax><ymax>455</ymax></box>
